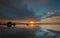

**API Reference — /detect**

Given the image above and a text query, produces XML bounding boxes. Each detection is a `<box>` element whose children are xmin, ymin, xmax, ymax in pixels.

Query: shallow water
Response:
<box><xmin>0</xmin><ymin>25</ymin><xmax>60</xmax><ymax>38</ymax></box>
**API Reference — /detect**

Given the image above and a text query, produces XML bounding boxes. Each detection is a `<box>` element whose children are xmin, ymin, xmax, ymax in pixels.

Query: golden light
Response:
<box><xmin>29</xmin><ymin>21</ymin><xmax>35</xmax><ymax>28</ymax></box>
<box><xmin>30</xmin><ymin>21</ymin><xmax>34</xmax><ymax>24</ymax></box>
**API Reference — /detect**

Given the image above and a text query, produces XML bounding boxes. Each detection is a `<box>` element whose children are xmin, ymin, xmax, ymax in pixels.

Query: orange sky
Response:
<box><xmin>0</xmin><ymin>16</ymin><xmax>60</xmax><ymax>31</ymax></box>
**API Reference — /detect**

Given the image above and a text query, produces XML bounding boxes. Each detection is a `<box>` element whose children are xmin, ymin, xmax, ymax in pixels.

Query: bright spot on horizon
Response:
<box><xmin>29</xmin><ymin>21</ymin><xmax>35</xmax><ymax>28</ymax></box>
<box><xmin>30</xmin><ymin>21</ymin><xmax>34</xmax><ymax>24</ymax></box>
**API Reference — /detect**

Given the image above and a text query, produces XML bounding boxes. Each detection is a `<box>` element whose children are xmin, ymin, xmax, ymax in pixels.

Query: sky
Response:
<box><xmin>0</xmin><ymin>0</ymin><xmax>60</xmax><ymax>20</ymax></box>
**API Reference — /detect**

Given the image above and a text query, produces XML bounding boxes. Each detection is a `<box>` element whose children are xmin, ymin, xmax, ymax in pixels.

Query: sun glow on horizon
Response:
<box><xmin>29</xmin><ymin>21</ymin><xmax>35</xmax><ymax>28</ymax></box>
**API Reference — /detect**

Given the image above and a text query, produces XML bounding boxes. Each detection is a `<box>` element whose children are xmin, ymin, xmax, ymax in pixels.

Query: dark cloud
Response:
<box><xmin>0</xmin><ymin>0</ymin><xmax>60</xmax><ymax>20</ymax></box>
<box><xmin>0</xmin><ymin>0</ymin><xmax>34</xmax><ymax>20</ymax></box>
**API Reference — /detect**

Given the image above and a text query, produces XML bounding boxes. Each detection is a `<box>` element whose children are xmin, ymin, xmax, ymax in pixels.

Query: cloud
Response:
<box><xmin>0</xmin><ymin>0</ymin><xmax>49</xmax><ymax>20</ymax></box>
<box><xmin>47</xmin><ymin>12</ymin><xmax>54</xmax><ymax>15</ymax></box>
<box><xmin>0</xmin><ymin>0</ymin><xmax>35</xmax><ymax>20</ymax></box>
<box><xmin>0</xmin><ymin>0</ymin><xmax>60</xmax><ymax>20</ymax></box>
<box><xmin>54</xmin><ymin>10</ymin><xmax>60</xmax><ymax>12</ymax></box>
<box><xmin>40</xmin><ymin>16</ymin><xmax>60</xmax><ymax>31</ymax></box>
